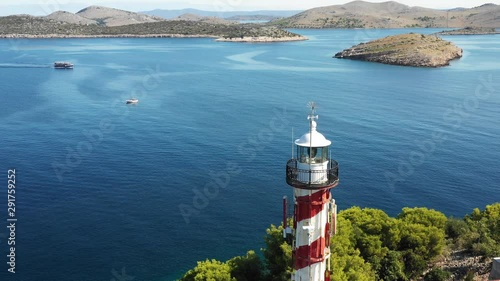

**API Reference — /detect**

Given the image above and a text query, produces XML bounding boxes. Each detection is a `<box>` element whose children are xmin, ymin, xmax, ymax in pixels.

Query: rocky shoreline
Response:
<box><xmin>334</xmin><ymin>33</ymin><xmax>463</xmax><ymax>67</ymax></box>
<box><xmin>427</xmin><ymin>250</ymin><xmax>493</xmax><ymax>281</ymax></box>
<box><xmin>215</xmin><ymin>36</ymin><xmax>307</xmax><ymax>42</ymax></box>
<box><xmin>435</xmin><ymin>27</ymin><xmax>500</xmax><ymax>36</ymax></box>
<box><xmin>0</xmin><ymin>33</ymin><xmax>219</xmax><ymax>39</ymax></box>
<box><xmin>0</xmin><ymin>33</ymin><xmax>308</xmax><ymax>42</ymax></box>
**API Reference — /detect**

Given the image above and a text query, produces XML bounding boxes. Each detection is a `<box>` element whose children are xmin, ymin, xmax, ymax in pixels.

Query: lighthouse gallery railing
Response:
<box><xmin>286</xmin><ymin>159</ymin><xmax>339</xmax><ymax>189</ymax></box>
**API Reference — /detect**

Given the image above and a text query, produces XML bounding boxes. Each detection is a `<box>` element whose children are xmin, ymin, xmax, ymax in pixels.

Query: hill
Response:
<box><xmin>0</xmin><ymin>14</ymin><xmax>305</xmax><ymax>42</ymax></box>
<box><xmin>141</xmin><ymin>8</ymin><xmax>302</xmax><ymax>20</ymax></box>
<box><xmin>271</xmin><ymin>0</ymin><xmax>500</xmax><ymax>28</ymax></box>
<box><xmin>334</xmin><ymin>33</ymin><xmax>463</xmax><ymax>67</ymax></box>
<box><xmin>44</xmin><ymin>11</ymin><xmax>97</xmax><ymax>25</ymax></box>
<box><xmin>75</xmin><ymin>5</ymin><xmax>165</xmax><ymax>26</ymax></box>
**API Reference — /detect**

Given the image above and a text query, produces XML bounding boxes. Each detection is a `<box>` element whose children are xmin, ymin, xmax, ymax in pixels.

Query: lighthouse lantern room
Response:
<box><xmin>285</xmin><ymin>103</ymin><xmax>339</xmax><ymax>281</ymax></box>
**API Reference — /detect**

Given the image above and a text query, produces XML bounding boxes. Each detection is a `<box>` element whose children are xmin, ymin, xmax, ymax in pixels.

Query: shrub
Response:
<box><xmin>424</xmin><ymin>268</ymin><xmax>451</xmax><ymax>281</ymax></box>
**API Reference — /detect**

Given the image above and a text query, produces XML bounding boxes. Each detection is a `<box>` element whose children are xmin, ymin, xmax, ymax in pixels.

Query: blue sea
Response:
<box><xmin>0</xmin><ymin>29</ymin><xmax>499</xmax><ymax>281</ymax></box>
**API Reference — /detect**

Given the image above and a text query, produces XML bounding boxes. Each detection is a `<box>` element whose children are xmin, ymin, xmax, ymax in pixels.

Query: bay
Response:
<box><xmin>0</xmin><ymin>28</ymin><xmax>498</xmax><ymax>281</ymax></box>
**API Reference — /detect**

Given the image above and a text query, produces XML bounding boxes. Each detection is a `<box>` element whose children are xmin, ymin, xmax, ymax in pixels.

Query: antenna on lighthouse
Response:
<box><xmin>307</xmin><ymin>102</ymin><xmax>318</xmax><ymax>182</ymax></box>
<box><xmin>306</xmin><ymin>101</ymin><xmax>319</xmax><ymax>151</ymax></box>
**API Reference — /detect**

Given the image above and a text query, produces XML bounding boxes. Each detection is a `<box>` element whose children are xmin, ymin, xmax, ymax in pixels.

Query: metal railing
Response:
<box><xmin>286</xmin><ymin>159</ymin><xmax>339</xmax><ymax>190</ymax></box>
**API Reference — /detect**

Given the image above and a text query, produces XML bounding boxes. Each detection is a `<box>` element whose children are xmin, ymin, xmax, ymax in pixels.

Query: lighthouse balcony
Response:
<box><xmin>286</xmin><ymin>159</ymin><xmax>339</xmax><ymax>190</ymax></box>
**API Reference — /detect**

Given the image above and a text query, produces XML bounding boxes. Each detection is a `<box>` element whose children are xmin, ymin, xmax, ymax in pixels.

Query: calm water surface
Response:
<box><xmin>0</xmin><ymin>28</ymin><xmax>499</xmax><ymax>280</ymax></box>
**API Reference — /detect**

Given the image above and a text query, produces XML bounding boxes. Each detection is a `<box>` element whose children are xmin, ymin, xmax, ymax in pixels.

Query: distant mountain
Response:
<box><xmin>76</xmin><ymin>5</ymin><xmax>165</xmax><ymax>26</ymax></box>
<box><xmin>225</xmin><ymin>15</ymin><xmax>281</xmax><ymax>21</ymax></box>
<box><xmin>171</xmin><ymin>13</ymin><xmax>235</xmax><ymax>25</ymax></box>
<box><xmin>141</xmin><ymin>9</ymin><xmax>302</xmax><ymax>20</ymax></box>
<box><xmin>271</xmin><ymin>0</ymin><xmax>500</xmax><ymax>28</ymax></box>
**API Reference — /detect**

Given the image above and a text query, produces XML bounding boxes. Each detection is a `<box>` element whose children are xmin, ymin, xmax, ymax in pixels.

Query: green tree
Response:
<box><xmin>378</xmin><ymin>251</ymin><xmax>406</xmax><ymax>281</ymax></box>
<box><xmin>180</xmin><ymin>259</ymin><xmax>235</xmax><ymax>281</ymax></box>
<box><xmin>398</xmin><ymin>207</ymin><xmax>447</xmax><ymax>230</ymax></box>
<box><xmin>478</xmin><ymin>203</ymin><xmax>500</xmax><ymax>242</ymax></box>
<box><xmin>445</xmin><ymin>218</ymin><xmax>469</xmax><ymax>240</ymax></box>
<box><xmin>402</xmin><ymin>251</ymin><xmax>427</xmax><ymax>279</ymax></box>
<box><xmin>393</xmin><ymin>211</ymin><xmax>446</xmax><ymax>280</ymax></box>
<box><xmin>227</xmin><ymin>250</ymin><xmax>263</xmax><ymax>281</ymax></box>
<box><xmin>398</xmin><ymin>222</ymin><xmax>445</xmax><ymax>260</ymax></box>
<box><xmin>262</xmin><ymin>223</ymin><xmax>292</xmax><ymax>281</ymax></box>
<box><xmin>463</xmin><ymin>203</ymin><xmax>500</xmax><ymax>257</ymax></box>
<box><xmin>340</xmin><ymin>207</ymin><xmax>394</xmax><ymax>272</ymax></box>
<box><xmin>331</xmin><ymin>214</ymin><xmax>376</xmax><ymax>281</ymax></box>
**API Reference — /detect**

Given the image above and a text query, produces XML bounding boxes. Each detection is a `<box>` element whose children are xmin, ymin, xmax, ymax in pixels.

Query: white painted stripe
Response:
<box><xmin>295</xmin><ymin>206</ymin><xmax>328</xmax><ymax>248</ymax></box>
<box><xmin>294</xmin><ymin>188</ymin><xmax>322</xmax><ymax>198</ymax></box>
<box><xmin>294</xmin><ymin>261</ymin><xmax>327</xmax><ymax>281</ymax></box>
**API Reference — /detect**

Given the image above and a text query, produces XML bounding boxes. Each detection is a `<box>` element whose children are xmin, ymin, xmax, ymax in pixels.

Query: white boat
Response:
<box><xmin>126</xmin><ymin>98</ymin><xmax>139</xmax><ymax>104</ymax></box>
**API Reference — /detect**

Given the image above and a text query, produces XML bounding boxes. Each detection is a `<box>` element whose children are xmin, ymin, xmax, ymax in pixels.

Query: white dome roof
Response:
<box><xmin>295</xmin><ymin>121</ymin><xmax>331</xmax><ymax>147</ymax></box>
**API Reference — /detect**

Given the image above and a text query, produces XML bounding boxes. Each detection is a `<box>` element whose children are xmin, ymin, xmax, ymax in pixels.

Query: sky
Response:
<box><xmin>0</xmin><ymin>0</ymin><xmax>497</xmax><ymax>16</ymax></box>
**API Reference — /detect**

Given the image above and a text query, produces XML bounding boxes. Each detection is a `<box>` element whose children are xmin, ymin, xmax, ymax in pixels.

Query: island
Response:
<box><xmin>334</xmin><ymin>33</ymin><xmax>463</xmax><ymax>67</ymax></box>
<box><xmin>0</xmin><ymin>6</ymin><xmax>306</xmax><ymax>42</ymax></box>
<box><xmin>435</xmin><ymin>27</ymin><xmax>500</xmax><ymax>35</ymax></box>
<box><xmin>270</xmin><ymin>2</ymin><xmax>499</xmax><ymax>29</ymax></box>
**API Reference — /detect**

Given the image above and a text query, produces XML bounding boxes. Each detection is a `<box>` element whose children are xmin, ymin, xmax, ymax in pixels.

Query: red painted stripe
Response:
<box><xmin>325</xmin><ymin>223</ymin><xmax>330</xmax><ymax>247</ymax></box>
<box><xmin>294</xmin><ymin>237</ymin><xmax>326</xmax><ymax>270</ymax></box>
<box><xmin>295</xmin><ymin>190</ymin><xmax>330</xmax><ymax>222</ymax></box>
<box><xmin>296</xmin><ymin>201</ymin><xmax>324</xmax><ymax>222</ymax></box>
<box><xmin>295</xmin><ymin>189</ymin><xmax>330</xmax><ymax>205</ymax></box>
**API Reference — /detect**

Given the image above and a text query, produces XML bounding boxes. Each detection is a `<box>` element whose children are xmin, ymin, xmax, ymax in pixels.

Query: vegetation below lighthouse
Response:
<box><xmin>179</xmin><ymin>203</ymin><xmax>500</xmax><ymax>281</ymax></box>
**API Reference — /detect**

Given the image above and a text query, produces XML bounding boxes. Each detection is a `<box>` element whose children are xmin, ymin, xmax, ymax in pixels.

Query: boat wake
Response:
<box><xmin>0</xmin><ymin>63</ymin><xmax>52</xmax><ymax>68</ymax></box>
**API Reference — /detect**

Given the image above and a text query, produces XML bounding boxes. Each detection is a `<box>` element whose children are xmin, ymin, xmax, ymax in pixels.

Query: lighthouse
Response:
<box><xmin>285</xmin><ymin>103</ymin><xmax>339</xmax><ymax>281</ymax></box>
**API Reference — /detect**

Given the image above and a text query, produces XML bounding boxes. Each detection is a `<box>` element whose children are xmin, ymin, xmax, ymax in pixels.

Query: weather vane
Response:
<box><xmin>307</xmin><ymin>101</ymin><xmax>318</xmax><ymax>122</ymax></box>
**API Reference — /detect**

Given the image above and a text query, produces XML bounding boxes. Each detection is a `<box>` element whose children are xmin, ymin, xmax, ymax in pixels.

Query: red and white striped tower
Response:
<box><xmin>285</xmin><ymin>103</ymin><xmax>339</xmax><ymax>281</ymax></box>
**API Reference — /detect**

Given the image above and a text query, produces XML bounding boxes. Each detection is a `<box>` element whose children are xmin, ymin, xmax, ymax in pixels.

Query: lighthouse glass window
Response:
<box><xmin>297</xmin><ymin>146</ymin><xmax>328</xmax><ymax>164</ymax></box>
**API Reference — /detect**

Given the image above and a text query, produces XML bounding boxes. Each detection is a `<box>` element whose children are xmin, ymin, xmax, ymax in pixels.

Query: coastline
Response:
<box><xmin>435</xmin><ymin>27</ymin><xmax>500</xmax><ymax>36</ymax></box>
<box><xmin>0</xmin><ymin>33</ymin><xmax>308</xmax><ymax>42</ymax></box>
<box><xmin>215</xmin><ymin>36</ymin><xmax>308</xmax><ymax>42</ymax></box>
<box><xmin>437</xmin><ymin>31</ymin><xmax>500</xmax><ymax>36</ymax></box>
<box><xmin>0</xmin><ymin>33</ymin><xmax>220</xmax><ymax>39</ymax></box>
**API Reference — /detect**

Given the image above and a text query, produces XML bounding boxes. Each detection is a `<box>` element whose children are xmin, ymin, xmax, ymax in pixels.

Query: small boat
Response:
<box><xmin>126</xmin><ymin>98</ymin><xmax>139</xmax><ymax>104</ymax></box>
<box><xmin>54</xmin><ymin>62</ymin><xmax>74</xmax><ymax>69</ymax></box>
